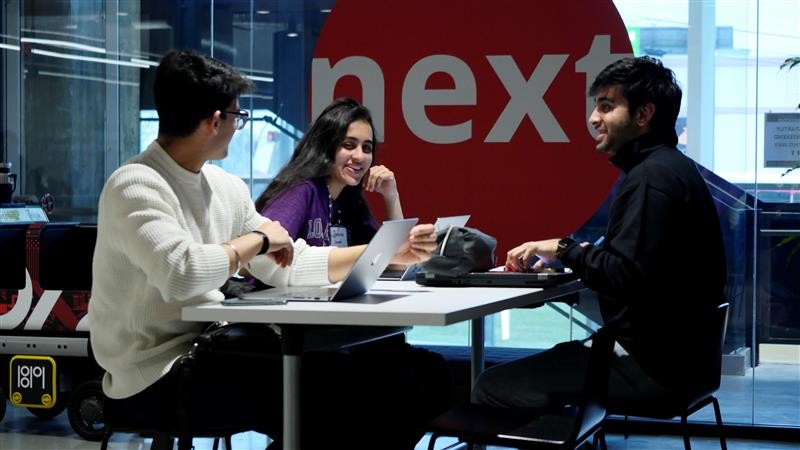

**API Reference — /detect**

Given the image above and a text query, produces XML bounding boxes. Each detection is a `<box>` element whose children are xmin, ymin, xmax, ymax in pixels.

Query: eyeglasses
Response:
<box><xmin>223</xmin><ymin>109</ymin><xmax>250</xmax><ymax>130</ymax></box>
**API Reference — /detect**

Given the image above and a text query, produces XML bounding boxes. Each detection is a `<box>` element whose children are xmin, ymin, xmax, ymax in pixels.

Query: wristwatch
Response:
<box><xmin>250</xmin><ymin>230</ymin><xmax>270</xmax><ymax>255</ymax></box>
<box><xmin>555</xmin><ymin>237</ymin><xmax>575</xmax><ymax>259</ymax></box>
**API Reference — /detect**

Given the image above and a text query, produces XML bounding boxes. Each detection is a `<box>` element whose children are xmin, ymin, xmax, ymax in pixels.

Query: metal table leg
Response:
<box><xmin>471</xmin><ymin>317</ymin><xmax>487</xmax><ymax>450</ymax></box>
<box><xmin>282</xmin><ymin>353</ymin><xmax>301</xmax><ymax>450</ymax></box>
<box><xmin>470</xmin><ymin>317</ymin><xmax>485</xmax><ymax>390</ymax></box>
<box><xmin>281</xmin><ymin>326</ymin><xmax>303</xmax><ymax>450</ymax></box>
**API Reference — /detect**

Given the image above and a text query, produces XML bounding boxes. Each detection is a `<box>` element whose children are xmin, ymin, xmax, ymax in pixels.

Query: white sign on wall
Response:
<box><xmin>765</xmin><ymin>112</ymin><xmax>800</xmax><ymax>167</ymax></box>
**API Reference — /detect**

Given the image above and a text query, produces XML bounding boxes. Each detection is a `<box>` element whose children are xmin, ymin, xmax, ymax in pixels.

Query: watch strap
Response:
<box><xmin>556</xmin><ymin>237</ymin><xmax>575</xmax><ymax>259</ymax></box>
<box><xmin>250</xmin><ymin>230</ymin><xmax>270</xmax><ymax>255</ymax></box>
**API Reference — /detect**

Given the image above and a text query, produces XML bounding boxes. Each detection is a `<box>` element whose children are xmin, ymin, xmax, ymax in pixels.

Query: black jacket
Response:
<box><xmin>561</xmin><ymin>133</ymin><xmax>727</xmax><ymax>393</ymax></box>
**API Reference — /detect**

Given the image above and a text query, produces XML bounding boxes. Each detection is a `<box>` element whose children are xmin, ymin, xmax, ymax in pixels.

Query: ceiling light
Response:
<box><xmin>21</xmin><ymin>37</ymin><xmax>106</xmax><ymax>54</ymax></box>
<box><xmin>31</xmin><ymin>48</ymin><xmax>150</xmax><ymax>68</ymax></box>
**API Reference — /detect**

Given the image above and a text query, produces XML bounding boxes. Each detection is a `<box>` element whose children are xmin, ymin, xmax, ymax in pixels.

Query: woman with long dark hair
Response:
<box><xmin>254</xmin><ymin>98</ymin><xmax>450</xmax><ymax>449</ymax></box>
<box><xmin>254</xmin><ymin>97</ymin><xmax>402</xmax><ymax>246</ymax></box>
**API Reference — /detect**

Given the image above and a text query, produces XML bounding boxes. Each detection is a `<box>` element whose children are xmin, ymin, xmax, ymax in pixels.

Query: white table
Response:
<box><xmin>182</xmin><ymin>279</ymin><xmax>584</xmax><ymax>450</ymax></box>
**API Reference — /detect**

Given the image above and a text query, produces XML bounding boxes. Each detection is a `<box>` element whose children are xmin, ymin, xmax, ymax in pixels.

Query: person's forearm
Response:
<box><xmin>328</xmin><ymin>245</ymin><xmax>367</xmax><ymax>282</ymax></box>
<box><xmin>384</xmin><ymin>195</ymin><xmax>403</xmax><ymax>220</ymax></box>
<box><xmin>221</xmin><ymin>232</ymin><xmax>265</xmax><ymax>274</ymax></box>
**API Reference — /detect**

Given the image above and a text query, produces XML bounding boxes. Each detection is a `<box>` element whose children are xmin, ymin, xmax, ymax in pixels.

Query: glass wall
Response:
<box><xmin>1</xmin><ymin>0</ymin><xmax>798</xmax><ymax>431</ymax></box>
<box><xmin>1</xmin><ymin>0</ymin><xmax>327</xmax><ymax>221</ymax></box>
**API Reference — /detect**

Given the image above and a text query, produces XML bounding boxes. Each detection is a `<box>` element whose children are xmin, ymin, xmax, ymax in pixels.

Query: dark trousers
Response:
<box><xmin>106</xmin><ymin>327</ymin><xmax>450</xmax><ymax>450</ymax></box>
<box><xmin>472</xmin><ymin>340</ymin><xmax>667</xmax><ymax>410</ymax></box>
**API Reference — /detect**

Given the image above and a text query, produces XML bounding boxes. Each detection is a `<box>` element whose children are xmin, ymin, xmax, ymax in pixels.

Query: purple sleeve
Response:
<box><xmin>259</xmin><ymin>183</ymin><xmax>314</xmax><ymax>240</ymax></box>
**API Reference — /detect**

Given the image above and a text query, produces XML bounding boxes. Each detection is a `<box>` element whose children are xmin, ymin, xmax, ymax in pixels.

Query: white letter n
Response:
<box><xmin>311</xmin><ymin>57</ymin><xmax>385</xmax><ymax>140</ymax></box>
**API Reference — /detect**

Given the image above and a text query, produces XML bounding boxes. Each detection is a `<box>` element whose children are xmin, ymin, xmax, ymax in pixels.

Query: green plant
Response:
<box><xmin>781</xmin><ymin>56</ymin><xmax>800</xmax><ymax>70</ymax></box>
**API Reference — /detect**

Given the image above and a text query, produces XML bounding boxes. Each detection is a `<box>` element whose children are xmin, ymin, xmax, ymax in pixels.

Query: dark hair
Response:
<box><xmin>589</xmin><ymin>56</ymin><xmax>682</xmax><ymax>146</ymax></box>
<box><xmin>254</xmin><ymin>98</ymin><xmax>378</xmax><ymax>215</ymax></box>
<box><xmin>154</xmin><ymin>49</ymin><xmax>253</xmax><ymax>137</ymax></box>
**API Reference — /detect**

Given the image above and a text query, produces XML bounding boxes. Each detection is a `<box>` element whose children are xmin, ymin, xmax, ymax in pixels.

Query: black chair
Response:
<box><xmin>0</xmin><ymin>223</ymin><xmax>29</xmax><ymax>290</ymax></box>
<box><xmin>98</xmin><ymin>320</ymin><xmax>289</xmax><ymax>450</ymax></box>
<box><xmin>99</xmin><ymin>336</ymin><xmax>244</xmax><ymax>450</ymax></box>
<box><xmin>0</xmin><ymin>224</ymin><xmax>29</xmax><ymax>424</ymax></box>
<box><xmin>38</xmin><ymin>222</ymin><xmax>96</xmax><ymax>291</ymax></box>
<box><xmin>608</xmin><ymin>302</ymin><xmax>729</xmax><ymax>450</ymax></box>
<box><xmin>35</xmin><ymin>223</ymin><xmax>248</xmax><ymax>449</ymax></box>
<box><xmin>426</xmin><ymin>324</ymin><xmax>616</xmax><ymax>450</ymax></box>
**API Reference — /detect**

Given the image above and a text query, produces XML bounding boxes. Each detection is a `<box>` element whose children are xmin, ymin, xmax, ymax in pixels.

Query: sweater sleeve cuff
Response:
<box><xmin>246</xmin><ymin>239</ymin><xmax>333</xmax><ymax>287</ymax></box>
<box><xmin>289</xmin><ymin>240</ymin><xmax>333</xmax><ymax>286</ymax></box>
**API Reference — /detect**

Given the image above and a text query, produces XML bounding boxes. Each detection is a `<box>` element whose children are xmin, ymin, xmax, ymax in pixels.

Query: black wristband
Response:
<box><xmin>555</xmin><ymin>237</ymin><xmax>575</xmax><ymax>260</ymax></box>
<box><xmin>250</xmin><ymin>230</ymin><xmax>270</xmax><ymax>255</ymax></box>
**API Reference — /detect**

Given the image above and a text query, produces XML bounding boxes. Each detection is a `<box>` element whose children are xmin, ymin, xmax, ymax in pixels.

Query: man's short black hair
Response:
<box><xmin>154</xmin><ymin>49</ymin><xmax>254</xmax><ymax>137</ymax></box>
<box><xmin>589</xmin><ymin>56</ymin><xmax>682</xmax><ymax>146</ymax></box>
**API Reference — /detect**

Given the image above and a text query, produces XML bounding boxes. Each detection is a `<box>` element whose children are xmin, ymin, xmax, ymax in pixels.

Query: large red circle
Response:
<box><xmin>314</xmin><ymin>0</ymin><xmax>631</xmax><ymax>256</ymax></box>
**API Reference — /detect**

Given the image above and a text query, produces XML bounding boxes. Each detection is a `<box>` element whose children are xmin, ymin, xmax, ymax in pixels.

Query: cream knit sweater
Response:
<box><xmin>89</xmin><ymin>141</ymin><xmax>332</xmax><ymax>399</ymax></box>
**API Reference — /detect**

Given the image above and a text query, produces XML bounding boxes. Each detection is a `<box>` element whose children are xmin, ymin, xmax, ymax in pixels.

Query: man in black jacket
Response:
<box><xmin>472</xmin><ymin>56</ymin><xmax>727</xmax><ymax>409</ymax></box>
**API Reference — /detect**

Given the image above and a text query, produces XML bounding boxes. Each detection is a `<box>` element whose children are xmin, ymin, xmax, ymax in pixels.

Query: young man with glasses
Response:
<box><xmin>89</xmin><ymin>49</ymin><xmax>443</xmax><ymax>449</ymax></box>
<box><xmin>224</xmin><ymin>108</ymin><xmax>250</xmax><ymax>130</ymax></box>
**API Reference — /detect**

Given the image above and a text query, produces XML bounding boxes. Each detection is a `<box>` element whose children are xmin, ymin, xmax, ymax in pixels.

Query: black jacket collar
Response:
<box><xmin>608</xmin><ymin>132</ymin><xmax>674</xmax><ymax>174</ymax></box>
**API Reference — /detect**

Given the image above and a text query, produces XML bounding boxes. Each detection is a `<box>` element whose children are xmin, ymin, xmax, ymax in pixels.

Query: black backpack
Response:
<box><xmin>421</xmin><ymin>226</ymin><xmax>497</xmax><ymax>276</ymax></box>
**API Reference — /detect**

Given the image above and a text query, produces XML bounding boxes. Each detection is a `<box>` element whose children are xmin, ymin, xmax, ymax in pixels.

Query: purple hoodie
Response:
<box><xmin>259</xmin><ymin>178</ymin><xmax>378</xmax><ymax>247</ymax></box>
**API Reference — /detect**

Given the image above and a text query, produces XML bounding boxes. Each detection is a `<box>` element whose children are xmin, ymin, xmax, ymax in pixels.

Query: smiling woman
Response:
<box><xmin>329</xmin><ymin>120</ymin><xmax>374</xmax><ymax>196</ymax></box>
<box><xmin>254</xmin><ymin>97</ymin><xmax>403</xmax><ymax>248</ymax></box>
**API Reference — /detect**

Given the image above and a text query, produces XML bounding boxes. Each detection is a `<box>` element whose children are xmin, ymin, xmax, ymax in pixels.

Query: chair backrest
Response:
<box><xmin>0</xmin><ymin>223</ymin><xmax>29</xmax><ymax>289</ymax></box>
<box><xmin>38</xmin><ymin>222</ymin><xmax>97</xmax><ymax>291</ymax></box>
<box><xmin>599</xmin><ymin>301</ymin><xmax>731</xmax><ymax>423</ymax></box>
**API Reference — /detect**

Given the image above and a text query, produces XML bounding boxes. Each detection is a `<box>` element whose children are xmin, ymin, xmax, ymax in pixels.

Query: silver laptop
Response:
<box><xmin>379</xmin><ymin>215</ymin><xmax>471</xmax><ymax>281</ymax></box>
<box><xmin>237</xmin><ymin>218</ymin><xmax>418</xmax><ymax>302</ymax></box>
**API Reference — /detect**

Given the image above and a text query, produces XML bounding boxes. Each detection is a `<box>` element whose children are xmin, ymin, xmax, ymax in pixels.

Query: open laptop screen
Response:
<box><xmin>238</xmin><ymin>218</ymin><xmax>418</xmax><ymax>302</ymax></box>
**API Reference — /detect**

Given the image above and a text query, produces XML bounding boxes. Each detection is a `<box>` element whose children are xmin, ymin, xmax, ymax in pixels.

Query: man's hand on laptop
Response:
<box><xmin>506</xmin><ymin>238</ymin><xmax>590</xmax><ymax>272</ymax></box>
<box><xmin>257</xmin><ymin>220</ymin><xmax>294</xmax><ymax>267</ymax></box>
<box><xmin>505</xmin><ymin>239</ymin><xmax>559</xmax><ymax>272</ymax></box>
<box><xmin>391</xmin><ymin>224</ymin><xmax>438</xmax><ymax>265</ymax></box>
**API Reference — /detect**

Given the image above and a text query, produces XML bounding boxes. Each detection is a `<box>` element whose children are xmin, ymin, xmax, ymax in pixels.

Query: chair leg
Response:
<box><xmin>681</xmin><ymin>413</ymin><xmax>692</xmax><ymax>450</ymax></box>
<box><xmin>623</xmin><ymin>415</ymin><xmax>630</xmax><ymax>439</ymax></box>
<box><xmin>594</xmin><ymin>430</ymin><xmax>608</xmax><ymax>450</ymax></box>
<box><xmin>427</xmin><ymin>432</ymin><xmax>437</xmax><ymax>450</ymax></box>
<box><xmin>178</xmin><ymin>437</ymin><xmax>193</xmax><ymax>450</ymax></box>
<box><xmin>100</xmin><ymin>430</ymin><xmax>112</xmax><ymax>450</ymax></box>
<box><xmin>212</xmin><ymin>436</ymin><xmax>233</xmax><ymax>450</ymax></box>
<box><xmin>427</xmin><ymin>434</ymin><xmax>472</xmax><ymax>450</ymax></box>
<box><xmin>150</xmin><ymin>433</ymin><xmax>175</xmax><ymax>450</ymax></box>
<box><xmin>712</xmin><ymin>397</ymin><xmax>728</xmax><ymax>450</ymax></box>
<box><xmin>436</xmin><ymin>442</ymin><xmax>470</xmax><ymax>450</ymax></box>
